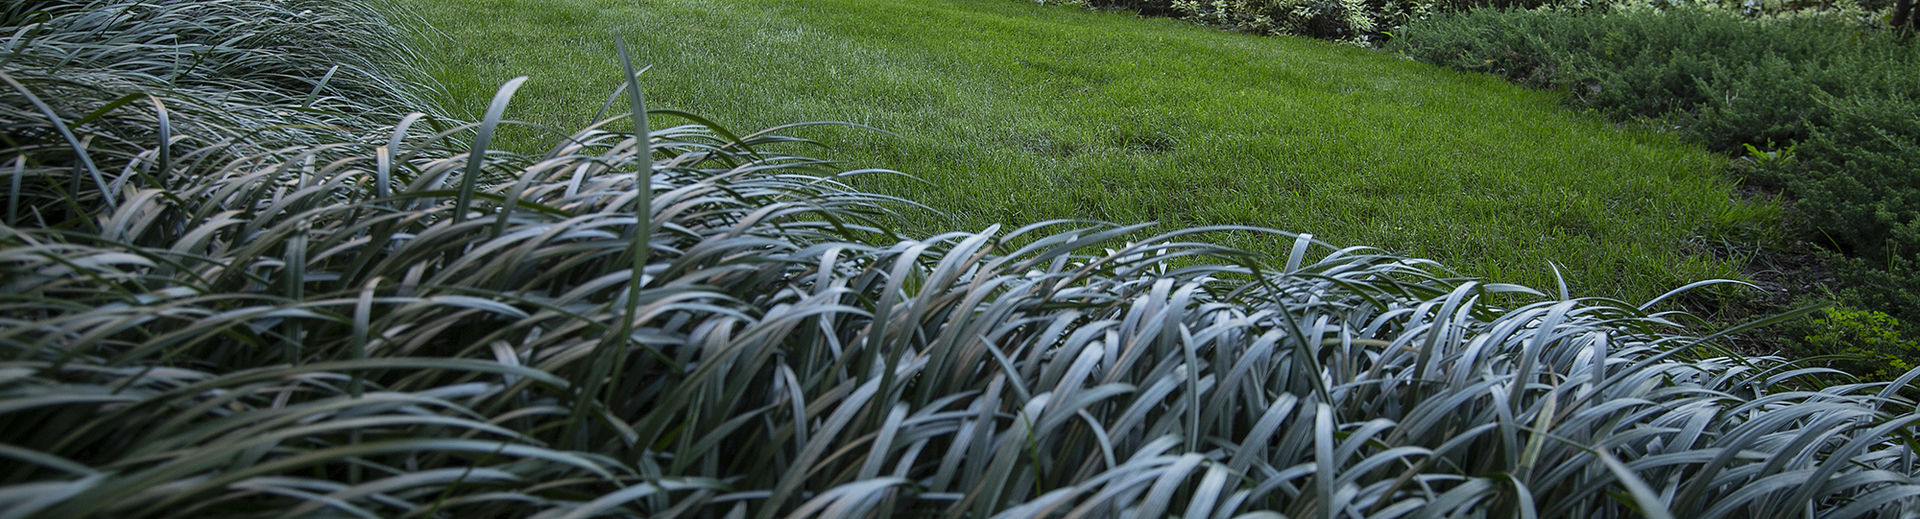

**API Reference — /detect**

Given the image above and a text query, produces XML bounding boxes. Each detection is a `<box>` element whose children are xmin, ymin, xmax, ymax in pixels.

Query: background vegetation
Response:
<box><xmin>1062</xmin><ymin>0</ymin><xmax>1920</xmax><ymax>378</ymax></box>
<box><xmin>7</xmin><ymin>0</ymin><xmax>1920</xmax><ymax>517</ymax></box>
<box><xmin>1388</xmin><ymin>6</ymin><xmax>1920</xmax><ymax>381</ymax></box>
<box><xmin>1062</xmin><ymin>0</ymin><xmax>1903</xmax><ymax>44</ymax></box>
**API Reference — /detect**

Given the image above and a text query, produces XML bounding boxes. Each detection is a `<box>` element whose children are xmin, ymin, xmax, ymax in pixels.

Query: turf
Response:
<box><xmin>393</xmin><ymin>0</ymin><xmax>1775</xmax><ymax>303</ymax></box>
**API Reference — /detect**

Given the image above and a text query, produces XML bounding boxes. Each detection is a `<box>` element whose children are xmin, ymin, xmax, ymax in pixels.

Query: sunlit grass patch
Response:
<box><xmin>396</xmin><ymin>0</ymin><xmax>1778</xmax><ymax>305</ymax></box>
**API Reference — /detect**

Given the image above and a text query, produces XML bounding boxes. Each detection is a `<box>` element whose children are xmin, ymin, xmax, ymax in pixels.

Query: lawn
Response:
<box><xmin>397</xmin><ymin>0</ymin><xmax>1771</xmax><ymax>302</ymax></box>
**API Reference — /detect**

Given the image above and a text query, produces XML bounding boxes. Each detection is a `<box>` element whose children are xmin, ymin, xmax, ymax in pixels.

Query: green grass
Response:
<box><xmin>397</xmin><ymin>0</ymin><xmax>1775</xmax><ymax>304</ymax></box>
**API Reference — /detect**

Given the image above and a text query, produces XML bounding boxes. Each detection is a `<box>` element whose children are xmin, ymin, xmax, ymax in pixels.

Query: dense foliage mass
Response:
<box><xmin>1066</xmin><ymin>0</ymin><xmax>1435</xmax><ymax>43</ymax></box>
<box><xmin>1061</xmin><ymin>0</ymin><xmax>1898</xmax><ymax>43</ymax></box>
<box><xmin>1387</xmin><ymin>9</ymin><xmax>1913</xmax><ymax>154</ymax></box>
<box><xmin>6</xmin><ymin>0</ymin><xmax>1920</xmax><ymax>517</ymax></box>
<box><xmin>1390</xmin><ymin>7</ymin><xmax>1920</xmax><ymax>375</ymax></box>
<box><xmin>1</xmin><ymin>0</ymin><xmax>426</xmax><ymax>224</ymax></box>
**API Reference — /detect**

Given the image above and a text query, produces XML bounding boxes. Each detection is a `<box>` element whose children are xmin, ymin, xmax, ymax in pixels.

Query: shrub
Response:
<box><xmin>8</xmin><ymin>0</ymin><xmax>1920</xmax><ymax>516</ymax></box>
<box><xmin>1074</xmin><ymin>0</ymin><xmax>1186</xmax><ymax>15</ymax></box>
<box><xmin>1768</xmin><ymin>95</ymin><xmax>1920</xmax><ymax>332</ymax></box>
<box><xmin>1065</xmin><ymin>0</ymin><xmax>1890</xmax><ymax>45</ymax></box>
<box><xmin>1068</xmin><ymin>0</ymin><xmax>1446</xmax><ymax>43</ymax></box>
<box><xmin>1162</xmin><ymin>0</ymin><xmax>1500</xmax><ymax>43</ymax></box>
<box><xmin>1831</xmin><ymin>253</ymin><xmax>1920</xmax><ymax>331</ymax></box>
<box><xmin>1800</xmin><ymin>307</ymin><xmax>1920</xmax><ymax>381</ymax></box>
<box><xmin>1390</xmin><ymin>9</ymin><xmax>1916</xmax><ymax>151</ymax></box>
<box><xmin>1767</xmin><ymin>93</ymin><xmax>1920</xmax><ymax>262</ymax></box>
<box><xmin>1171</xmin><ymin>0</ymin><xmax>1387</xmax><ymax>43</ymax></box>
<box><xmin>1392</xmin><ymin>7</ymin><xmax>1920</xmax><ymax>363</ymax></box>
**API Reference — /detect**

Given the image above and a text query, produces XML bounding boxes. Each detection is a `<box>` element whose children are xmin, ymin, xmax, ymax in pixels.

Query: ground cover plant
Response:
<box><xmin>8</xmin><ymin>0</ymin><xmax>1920</xmax><ymax>517</ymax></box>
<box><xmin>398</xmin><ymin>0</ymin><xmax>1776</xmax><ymax>306</ymax></box>
<box><xmin>0</xmin><ymin>0</ymin><xmax>427</xmax><ymax>228</ymax></box>
<box><xmin>1388</xmin><ymin>6</ymin><xmax>1920</xmax><ymax>375</ymax></box>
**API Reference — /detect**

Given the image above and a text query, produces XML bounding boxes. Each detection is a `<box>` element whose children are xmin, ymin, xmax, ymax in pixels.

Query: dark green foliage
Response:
<box><xmin>1390</xmin><ymin>9</ymin><xmax>1918</xmax><ymax>152</ymax></box>
<box><xmin>1828</xmin><ymin>250</ymin><xmax>1920</xmax><ymax>333</ymax></box>
<box><xmin>1392</xmin><ymin>7</ymin><xmax>1920</xmax><ymax>363</ymax></box>
<box><xmin>0</xmin><ymin>0</ymin><xmax>427</xmax><ymax>228</ymax></box>
<box><xmin>1770</xmin><ymin>94</ymin><xmax>1920</xmax><ymax>261</ymax></box>
<box><xmin>1076</xmin><ymin>0</ymin><xmax>1558</xmax><ymax>42</ymax></box>
<box><xmin>1744</xmin><ymin>83</ymin><xmax>1920</xmax><ymax>338</ymax></box>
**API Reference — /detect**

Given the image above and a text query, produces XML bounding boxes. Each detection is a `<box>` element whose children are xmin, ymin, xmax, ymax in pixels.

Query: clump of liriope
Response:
<box><xmin>1</xmin><ymin>0</ymin><xmax>427</xmax><ymax>228</ymax></box>
<box><xmin>8</xmin><ymin>1</ymin><xmax>1920</xmax><ymax>517</ymax></box>
<box><xmin>9</xmin><ymin>86</ymin><xmax>1920</xmax><ymax>515</ymax></box>
<box><xmin>7</xmin><ymin>75</ymin><xmax>1920</xmax><ymax>515</ymax></box>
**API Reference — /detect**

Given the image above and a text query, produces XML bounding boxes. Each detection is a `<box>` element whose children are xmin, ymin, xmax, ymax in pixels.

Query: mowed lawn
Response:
<box><xmin>395</xmin><ymin>0</ymin><xmax>1773</xmax><ymax>302</ymax></box>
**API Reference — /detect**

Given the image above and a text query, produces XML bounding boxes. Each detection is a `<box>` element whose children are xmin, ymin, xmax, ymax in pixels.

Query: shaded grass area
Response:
<box><xmin>399</xmin><ymin>0</ymin><xmax>1774</xmax><ymax>302</ymax></box>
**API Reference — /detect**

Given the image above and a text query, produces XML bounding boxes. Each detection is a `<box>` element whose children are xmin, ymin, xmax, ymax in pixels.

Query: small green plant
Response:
<box><xmin>1740</xmin><ymin>142</ymin><xmax>1795</xmax><ymax>169</ymax></box>
<box><xmin>1802</xmin><ymin>307</ymin><xmax>1920</xmax><ymax>380</ymax></box>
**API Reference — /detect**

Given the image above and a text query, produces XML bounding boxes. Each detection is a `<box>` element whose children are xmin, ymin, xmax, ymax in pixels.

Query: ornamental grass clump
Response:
<box><xmin>6</xmin><ymin>0</ymin><xmax>1920</xmax><ymax>516</ymax></box>
<box><xmin>1</xmin><ymin>0</ymin><xmax>428</xmax><ymax>228</ymax></box>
